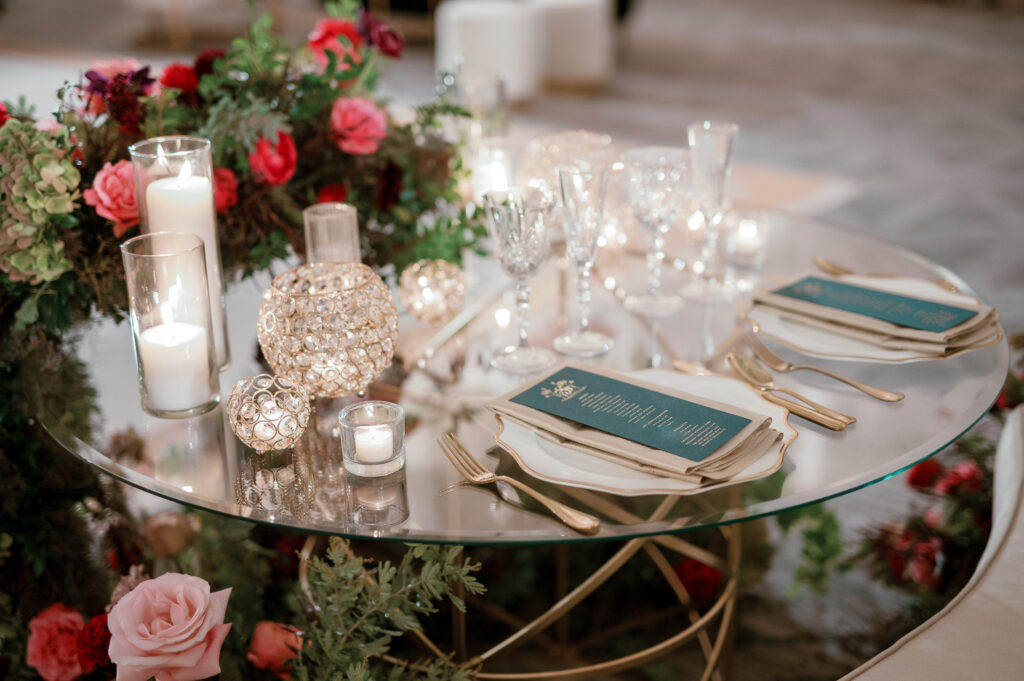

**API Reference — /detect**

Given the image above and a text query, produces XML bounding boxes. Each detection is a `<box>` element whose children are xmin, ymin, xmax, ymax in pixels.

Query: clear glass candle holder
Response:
<box><xmin>303</xmin><ymin>202</ymin><xmax>361</xmax><ymax>264</ymax></box>
<box><xmin>128</xmin><ymin>136</ymin><xmax>229</xmax><ymax>370</ymax></box>
<box><xmin>121</xmin><ymin>232</ymin><xmax>220</xmax><ymax>418</ymax></box>
<box><xmin>347</xmin><ymin>469</ymin><xmax>410</xmax><ymax>531</ymax></box>
<box><xmin>338</xmin><ymin>401</ymin><xmax>405</xmax><ymax>477</ymax></box>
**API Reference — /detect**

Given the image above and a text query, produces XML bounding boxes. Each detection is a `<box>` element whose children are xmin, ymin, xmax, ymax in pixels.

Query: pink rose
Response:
<box><xmin>89</xmin><ymin>57</ymin><xmax>143</xmax><ymax>80</ymax></box>
<box><xmin>83</xmin><ymin>160</ymin><xmax>139</xmax><ymax>238</ymax></box>
<box><xmin>213</xmin><ymin>167</ymin><xmax>238</xmax><ymax>213</ymax></box>
<box><xmin>934</xmin><ymin>460</ymin><xmax>983</xmax><ymax>496</ymax></box>
<box><xmin>142</xmin><ymin>511</ymin><xmax>194</xmax><ymax>558</ymax></box>
<box><xmin>108</xmin><ymin>573</ymin><xmax>232</xmax><ymax>681</ymax></box>
<box><xmin>330</xmin><ymin>97</ymin><xmax>386</xmax><ymax>155</ymax></box>
<box><xmin>26</xmin><ymin>603</ymin><xmax>85</xmax><ymax>681</ymax></box>
<box><xmin>246</xmin><ymin>621</ymin><xmax>303</xmax><ymax>679</ymax></box>
<box><xmin>248</xmin><ymin>131</ymin><xmax>297</xmax><ymax>186</ymax></box>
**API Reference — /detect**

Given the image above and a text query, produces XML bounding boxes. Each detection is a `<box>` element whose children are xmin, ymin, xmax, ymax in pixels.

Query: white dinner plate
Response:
<box><xmin>493</xmin><ymin>370</ymin><xmax>796</xmax><ymax>496</ymax></box>
<box><xmin>748</xmin><ymin>275</ymin><xmax>990</xmax><ymax>363</ymax></box>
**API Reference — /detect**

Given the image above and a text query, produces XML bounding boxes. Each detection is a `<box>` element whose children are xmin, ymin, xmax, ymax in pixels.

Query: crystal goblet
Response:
<box><xmin>554</xmin><ymin>162</ymin><xmax>614</xmax><ymax>357</ymax></box>
<box><xmin>622</xmin><ymin>146</ymin><xmax>688</xmax><ymax>316</ymax></box>
<box><xmin>482</xmin><ymin>186</ymin><xmax>557</xmax><ymax>373</ymax></box>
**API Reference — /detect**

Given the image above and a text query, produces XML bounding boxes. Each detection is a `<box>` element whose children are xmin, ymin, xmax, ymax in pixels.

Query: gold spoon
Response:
<box><xmin>728</xmin><ymin>352</ymin><xmax>856</xmax><ymax>426</ymax></box>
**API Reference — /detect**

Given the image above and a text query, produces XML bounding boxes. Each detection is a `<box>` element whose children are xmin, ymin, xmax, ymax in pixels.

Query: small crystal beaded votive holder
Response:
<box><xmin>227</xmin><ymin>374</ymin><xmax>311</xmax><ymax>453</ymax></box>
<box><xmin>398</xmin><ymin>259</ymin><xmax>466</xmax><ymax>325</ymax></box>
<box><xmin>338</xmin><ymin>401</ymin><xmax>405</xmax><ymax>477</ymax></box>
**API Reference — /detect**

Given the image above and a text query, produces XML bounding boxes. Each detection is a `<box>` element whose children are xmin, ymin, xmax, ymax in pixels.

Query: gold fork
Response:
<box><xmin>438</xmin><ymin>433</ymin><xmax>601</xmax><ymax>535</ymax></box>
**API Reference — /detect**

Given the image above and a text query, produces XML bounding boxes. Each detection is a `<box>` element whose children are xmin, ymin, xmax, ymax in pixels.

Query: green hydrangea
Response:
<box><xmin>0</xmin><ymin>118</ymin><xmax>79</xmax><ymax>284</ymax></box>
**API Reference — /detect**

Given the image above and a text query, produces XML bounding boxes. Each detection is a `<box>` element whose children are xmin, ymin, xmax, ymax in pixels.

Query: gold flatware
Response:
<box><xmin>745</xmin><ymin>332</ymin><xmax>905</xmax><ymax>402</ymax></box>
<box><xmin>813</xmin><ymin>256</ymin><xmax>959</xmax><ymax>294</ymax></box>
<box><xmin>438</xmin><ymin>433</ymin><xmax>601</xmax><ymax>535</ymax></box>
<box><xmin>727</xmin><ymin>352</ymin><xmax>855</xmax><ymax>429</ymax></box>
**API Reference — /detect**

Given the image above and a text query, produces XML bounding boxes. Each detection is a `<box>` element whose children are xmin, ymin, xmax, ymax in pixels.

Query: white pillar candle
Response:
<box><xmin>138</xmin><ymin>321</ymin><xmax>212</xmax><ymax>412</ymax></box>
<box><xmin>353</xmin><ymin>425</ymin><xmax>394</xmax><ymax>463</ymax></box>
<box><xmin>145</xmin><ymin>170</ymin><xmax>227</xmax><ymax>368</ymax></box>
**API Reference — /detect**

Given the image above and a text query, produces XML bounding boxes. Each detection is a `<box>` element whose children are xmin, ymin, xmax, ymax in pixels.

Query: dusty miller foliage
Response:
<box><xmin>292</xmin><ymin>539</ymin><xmax>484</xmax><ymax>681</ymax></box>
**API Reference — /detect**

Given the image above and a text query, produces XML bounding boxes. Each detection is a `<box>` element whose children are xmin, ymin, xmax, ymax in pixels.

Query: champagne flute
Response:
<box><xmin>686</xmin><ymin>120</ymin><xmax>739</xmax><ymax>299</ymax></box>
<box><xmin>482</xmin><ymin>187</ymin><xmax>557</xmax><ymax>373</ymax></box>
<box><xmin>622</xmin><ymin>146</ymin><xmax>688</xmax><ymax>316</ymax></box>
<box><xmin>554</xmin><ymin>162</ymin><xmax>613</xmax><ymax>358</ymax></box>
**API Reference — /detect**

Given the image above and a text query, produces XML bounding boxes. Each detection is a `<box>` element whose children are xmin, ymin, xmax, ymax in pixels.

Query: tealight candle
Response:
<box><xmin>338</xmin><ymin>401</ymin><xmax>405</xmax><ymax>477</ymax></box>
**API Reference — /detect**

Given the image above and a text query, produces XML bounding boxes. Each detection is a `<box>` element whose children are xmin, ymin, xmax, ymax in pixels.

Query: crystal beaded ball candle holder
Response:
<box><xmin>234</xmin><ymin>450</ymin><xmax>315</xmax><ymax>521</ymax></box>
<box><xmin>227</xmin><ymin>374</ymin><xmax>311</xmax><ymax>452</ymax></box>
<box><xmin>258</xmin><ymin>262</ymin><xmax>398</xmax><ymax>398</ymax></box>
<box><xmin>397</xmin><ymin>259</ymin><xmax>466</xmax><ymax>325</ymax></box>
<box><xmin>338</xmin><ymin>401</ymin><xmax>405</xmax><ymax>477</ymax></box>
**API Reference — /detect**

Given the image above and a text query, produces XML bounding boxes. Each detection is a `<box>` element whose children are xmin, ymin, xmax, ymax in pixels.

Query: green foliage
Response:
<box><xmin>293</xmin><ymin>539</ymin><xmax>484</xmax><ymax>681</ymax></box>
<box><xmin>776</xmin><ymin>502</ymin><xmax>845</xmax><ymax>595</ymax></box>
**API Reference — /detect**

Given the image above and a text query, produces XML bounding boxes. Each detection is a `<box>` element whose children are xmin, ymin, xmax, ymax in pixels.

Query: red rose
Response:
<box><xmin>159</xmin><ymin>62</ymin><xmax>199</xmax><ymax>93</ymax></box>
<box><xmin>26</xmin><ymin>604</ymin><xmax>84</xmax><ymax>681</ymax></box>
<box><xmin>330</xmin><ymin>96</ymin><xmax>387</xmax><ymax>155</ymax></box>
<box><xmin>247</xmin><ymin>621</ymin><xmax>303</xmax><ymax>679</ymax></box>
<box><xmin>935</xmin><ymin>460</ymin><xmax>983</xmax><ymax>496</ymax></box>
<box><xmin>248</xmin><ymin>131</ymin><xmax>297</xmax><ymax>186</ymax></box>
<box><xmin>307</xmin><ymin>18</ymin><xmax>364</xmax><ymax>71</ymax></box>
<box><xmin>213</xmin><ymin>167</ymin><xmax>238</xmax><ymax>212</ymax></box>
<box><xmin>0</xmin><ymin>101</ymin><xmax>9</xmax><ymax>128</ymax></box>
<box><xmin>371</xmin><ymin>23</ymin><xmax>405</xmax><ymax>58</ymax></box>
<box><xmin>908</xmin><ymin>537</ymin><xmax>941</xmax><ymax>590</ymax></box>
<box><xmin>83</xmin><ymin>159</ymin><xmax>139</xmax><ymax>238</ymax></box>
<box><xmin>317</xmin><ymin>183</ymin><xmax>349</xmax><ymax>203</ymax></box>
<box><xmin>671</xmin><ymin>558</ymin><xmax>722</xmax><ymax>601</ymax></box>
<box><xmin>194</xmin><ymin>48</ymin><xmax>226</xmax><ymax>78</ymax></box>
<box><xmin>78</xmin><ymin>613</ymin><xmax>112</xmax><ymax>673</ymax></box>
<box><xmin>906</xmin><ymin>459</ymin><xmax>943</xmax><ymax>490</ymax></box>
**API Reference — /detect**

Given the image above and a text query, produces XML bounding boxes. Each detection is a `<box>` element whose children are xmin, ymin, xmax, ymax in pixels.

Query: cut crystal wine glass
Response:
<box><xmin>482</xmin><ymin>187</ymin><xmax>557</xmax><ymax>373</ymax></box>
<box><xmin>622</xmin><ymin>146</ymin><xmax>688</xmax><ymax>316</ymax></box>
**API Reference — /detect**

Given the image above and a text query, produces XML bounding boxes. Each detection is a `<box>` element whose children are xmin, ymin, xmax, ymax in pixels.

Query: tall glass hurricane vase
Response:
<box><xmin>686</xmin><ymin>121</ymin><xmax>739</xmax><ymax>298</ymax></box>
<box><xmin>622</xmin><ymin>146</ymin><xmax>688</xmax><ymax>316</ymax></box>
<box><xmin>483</xmin><ymin>187</ymin><xmax>556</xmax><ymax>373</ymax></box>
<box><xmin>554</xmin><ymin>163</ymin><xmax>613</xmax><ymax>358</ymax></box>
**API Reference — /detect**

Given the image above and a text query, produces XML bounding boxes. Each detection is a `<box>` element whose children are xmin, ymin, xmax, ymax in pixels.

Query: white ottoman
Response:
<box><xmin>529</xmin><ymin>0</ymin><xmax>615</xmax><ymax>90</ymax></box>
<box><xmin>435</xmin><ymin>0</ymin><xmax>542</xmax><ymax>103</ymax></box>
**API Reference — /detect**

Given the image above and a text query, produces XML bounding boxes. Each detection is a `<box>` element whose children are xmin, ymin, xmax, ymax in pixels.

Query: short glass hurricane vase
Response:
<box><xmin>257</xmin><ymin>263</ymin><xmax>398</xmax><ymax>399</ymax></box>
<box><xmin>482</xmin><ymin>187</ymin><xmax>557</xmax><ymax>373</ymax></box>
<box><xmin>554</xmin><ymin>163</ymin><xmax>614</xmax><ymax>358</ymax></box>
<box><xmin>686</xmin><ymin>121</ymin><xmax>739</xmax><ymax>299</ymax></box>
<box><xmin>303</xmin><ymin>202</ymin><xmax>361</xmax><ymax>265</ymax></box>
<box><xmin>622</xmin><ymin>146</ymin><xmax>689</xmax><ymax>316</ymax></box>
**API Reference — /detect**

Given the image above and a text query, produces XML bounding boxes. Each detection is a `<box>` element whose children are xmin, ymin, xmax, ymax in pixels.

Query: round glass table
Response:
<box><xmin>40</xmin><ymin>212</ymin><xmax>1009</xmax><ymax>545</ymax></box>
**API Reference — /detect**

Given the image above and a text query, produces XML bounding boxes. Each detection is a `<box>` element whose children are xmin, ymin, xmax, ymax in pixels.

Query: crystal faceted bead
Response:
<box><xmin>258</xmin><ymin>262</ymin><xmax>399</xmax><ymax>397</ymax></box>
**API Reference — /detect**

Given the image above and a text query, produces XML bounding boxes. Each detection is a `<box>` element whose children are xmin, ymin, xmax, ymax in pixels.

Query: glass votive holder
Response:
<box><xmin>338</xmin><ymin>401</ymin><xmax>405</xmax><ymax>477</ymax></box>
<box><xmin>347</xmin><ymin>469</ymin><xmax>410</xmax><ymax>531</ymax></box>
<box><xmin>723</xmin><ymin>211</ymin><xmax>770</xmax><ymax>292</ymax></box>
<box><xmin>121</xmin><ymin>232</ymin><xmax>220</xmax><ymax>418</ymax></box>
<box><xmin>303</xmin><ymin>202</ymin><xmax>361</xmax><ymax>264</ymax></box>
<box><xmin>473</xmin><ymin>137</ymin><xmax>519</xmax><ymax>200</ymax></box>
<box><xmin>128</xmin><ymin>135</ymin><xmax>229</xmax><ymax>370</ymax></box>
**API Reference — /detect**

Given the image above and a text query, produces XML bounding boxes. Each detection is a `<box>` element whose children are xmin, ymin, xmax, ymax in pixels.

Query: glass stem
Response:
<box><xmin>514</xmin><ymin>277</ymin><xmax>531</xmax><ymax>350</ymax></box>
<box><xmin>577</xmin><ymin>262</ymin><xmax>593</xmax><ymax>334</ymax></box>
<box><xmin>701</xmin><ymin>209</ymin><xmax>721</xmax><ymax>281</ymax></box>
<box><xmin>647</xmin><ymin>227</ymin><xmax>665</xmax><ymax>298</ymax></box>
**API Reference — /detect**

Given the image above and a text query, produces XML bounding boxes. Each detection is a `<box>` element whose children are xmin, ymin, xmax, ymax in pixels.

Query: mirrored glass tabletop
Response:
<box><xmin>39</xmin><ymin>213</ymin><xmax>1008</xmax><ymax>545</ymax></box>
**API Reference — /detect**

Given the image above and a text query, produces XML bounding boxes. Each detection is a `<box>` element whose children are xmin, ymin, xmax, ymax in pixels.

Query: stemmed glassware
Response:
<box><xmin>622</xmin><ymin>146</ymin><xmax>688</xmax><ymax>316</ymax></box>
<box><xmin>482</xmin><ymin>187</ymin><xmax>557</xmax><ymax>373</ymax></box>
<box><xmin>686</xmin><ymin>120</ymin><xmax>739</xmax><ymax>299</ymax></box>
<box><xmin>554</xmin><ymin>161</ymin><xmax>614</xmax><ymax>357</ymax></box>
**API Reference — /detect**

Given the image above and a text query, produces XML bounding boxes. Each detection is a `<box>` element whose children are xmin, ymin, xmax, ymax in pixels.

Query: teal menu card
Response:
<box><xmin>509</xmin><ymin>366</ymin><xmax>751</xmax><ymax>462</ymax></box>
<box><xmin>772</xmin><ymin>276</ymin><xmax>977</xmax><ymax>333</ymax></box>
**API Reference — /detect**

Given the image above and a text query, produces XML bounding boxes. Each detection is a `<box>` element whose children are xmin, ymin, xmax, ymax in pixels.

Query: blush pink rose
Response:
<box><xmin>26</xmin><ymin>603</ymin><xmax>85</xmax><ymax>681</ymax></box>
<box><xmin>246</xmin><ymin>621</ymin><xmax>303</xmax><ymax>679</ymax></box>
<box><xmin>107</xmin><ymin>573</ymin><xmax>232</xmax><ymax>681</ymax></box>
<box><xmin>83</xmin><ymin>159</ymin><xmax>139</xmax><ymax>238</ymax></box>
<box><xmin>330</xmin><ymin>96</ymin><xmax>386</xmax><ymax>155</ymax></box>
<box><xmin>84</xmin><ymin>57</ymin><xmax>145</xmax><ymax>114</ymax></box>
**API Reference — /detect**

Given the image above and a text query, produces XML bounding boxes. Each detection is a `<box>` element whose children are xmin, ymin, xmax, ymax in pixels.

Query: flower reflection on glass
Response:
<box><xmin>686</xmin><ymin>120</ymin><xmax>739</xmax><ymax>299</ymax></box>
<box><xmin>622</xmin><ymin>146</ymin><xmax>688</xmax><ymax>316</ymax></box>
<box><xmin>482</xmin><ymin>187</ymin><xmax>557</xmax><ymax>373</ymax></box>
<box><xmin>555</xmin><ymin>162</ymin><xmax>614</xmax><ymax>358</ymax></box>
